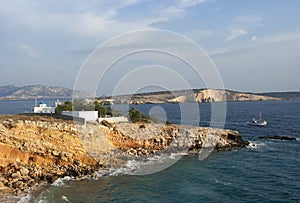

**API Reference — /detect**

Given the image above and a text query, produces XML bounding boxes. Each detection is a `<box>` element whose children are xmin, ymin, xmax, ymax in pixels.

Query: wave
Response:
<box><xmin>104</xmin><ymin>152</ymin><xmax>188</xmax><ymax>176</ymax></box>
<box><xmin>51</xmin><ymin>176</ymin><xmax>74</xmax><ymax>187</ymax></box>
<box><xmin>17</xmin><ymin>194</ymin><xmax>33</xmax><ymax>203</ymax></box>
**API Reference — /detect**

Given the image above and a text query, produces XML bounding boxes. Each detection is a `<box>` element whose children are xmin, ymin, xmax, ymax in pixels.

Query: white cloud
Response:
<box><xmin>180</xmin><ymin>0</ymin><xmax>207</xmax><ymax>7</ymax></box>
<box><xmin>161</xmin><ymin>6</ymin><xmax>185</xmax><ymax>16</ymax></box>
<box><xmin>226</xmin><ymin>28</ymin><xmax>248</xmax><ymax>41</ymax></box>
<box><xmin>153</xmin><ymin>0</ymin><xmax>208</xmax><ymax>23</ymax></box>
<box><xmin>260</xmin><ymin>33</ymin><xmax>300</xmax><ymax>43</ymax></box>
<box><xmin>210</xmin><ymin>32</ymin><xmax>300</xmax><ymax>57</ymax></box>
<box><xmin>235</xmin><ymin>15</ymin><xmax>262</xmax><ymax>24</ymax></box>
<box><xmin>251</xmin><ymin>36</ymin><xmax>257</xmax><ymax>41</ymax></box>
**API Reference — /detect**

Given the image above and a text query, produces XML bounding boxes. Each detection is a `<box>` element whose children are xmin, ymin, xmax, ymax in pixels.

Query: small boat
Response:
<box><xmin>247</xmin><ymin>112</ymin><xmax>267</xmax><ymax>126</ymax></box>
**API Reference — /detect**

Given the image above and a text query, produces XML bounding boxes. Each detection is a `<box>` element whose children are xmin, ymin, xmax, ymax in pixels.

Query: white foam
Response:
<box><xmin>109</xmin><ymin>167</ymin><xmax>134</xmax><ymax>176</ymax></box>
<box><xmin>51</xmin><ymin>176</ymin><xmax>73</xmax><ymax>186</ymax></box>
<box><xmin>247</xmin><ymin>141</ymin><xmax>265</xmax><ymax>149</ymax></box>
<box><xmin>124</xmin><ymin>153</ymin><xmax>186</xmax><ymax>175</ymax></box>
<box><xmin>17</xmin><ymin>194</ymin><xmax>33</xmax><ymax>203</ymax></box>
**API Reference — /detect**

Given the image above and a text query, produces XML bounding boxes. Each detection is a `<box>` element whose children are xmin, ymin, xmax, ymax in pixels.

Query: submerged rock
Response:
<box><xmin>259</xmin><ymin>135</ymin><xmax>296</xmax><ymax>141</ymax></box>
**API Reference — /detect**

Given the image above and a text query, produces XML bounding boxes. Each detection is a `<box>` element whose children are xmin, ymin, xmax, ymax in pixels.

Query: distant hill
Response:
<box><xmin>258</xmin><ymin>92</ymin><xmax>300</xmax><ymax>100</ymax></box>
<box><xmin>97</xmin><ymin>89</ymin><xmax>283</xmax><ymax>104</ymax></box>
<box><xmin>1</xmin><ymin>85</ymin><xmax>298</xmax><ymax>102</ymax></box>
<box><xmin>0</xmin><ymin>85</ymin><xmax>88</xmax><ymax>99</ymax></box>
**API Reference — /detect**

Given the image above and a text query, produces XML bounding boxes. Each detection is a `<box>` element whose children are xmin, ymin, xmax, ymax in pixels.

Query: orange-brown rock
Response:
<box><xmin>0</xmin><ymin>115</ymin><xmax>101</xmax><ymax>200</ymax></box>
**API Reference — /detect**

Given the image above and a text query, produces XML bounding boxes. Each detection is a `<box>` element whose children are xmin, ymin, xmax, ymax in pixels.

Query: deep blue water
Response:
<box><xmin>1</xmin><ymin>100</ymin><xmax>299</xmax><ymax>202</ymax></box>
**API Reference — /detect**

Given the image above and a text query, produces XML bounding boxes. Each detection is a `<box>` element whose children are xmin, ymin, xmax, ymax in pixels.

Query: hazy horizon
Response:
<box><xmin>1</xmin><ymin>1</ymin><xmax>299</xmax><ymax>94</ymax></box>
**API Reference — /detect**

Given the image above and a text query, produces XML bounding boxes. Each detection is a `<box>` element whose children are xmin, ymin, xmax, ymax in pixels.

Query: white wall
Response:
<box><xmin>98</xmin><ymin>116</ymin><xmax>128</xmax><ymax>123</ymax></box>
<box><xmin>34</xmin><ymin>107</ymin><xmax>55</xmax><ymax>114</ymax></box>
<box><xmin>62</xmin><ymin>111</ymin><xmax>98</xmax><ymax>121</ymax></box>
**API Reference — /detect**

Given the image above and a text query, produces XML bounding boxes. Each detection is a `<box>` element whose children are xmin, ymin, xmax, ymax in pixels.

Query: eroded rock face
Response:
<box><xmin>102</xmin><ymin>122</ymin><xmax>249</xmax><ymax>156</ymax></box>
<box><xmin>0</xmin><ymin>116</ymin><xmax>101</xmax><ymax>198</ymax></box>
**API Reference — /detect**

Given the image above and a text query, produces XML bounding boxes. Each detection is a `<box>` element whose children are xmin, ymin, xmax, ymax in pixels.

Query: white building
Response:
<box><xmin>33</xmin><ymin>100</ymin><xmax>60</xmax><ymax>114</ymax></box>
<box><xmin>62</xmin><ymin>111</ymin><xmax>98</xmax><ymax>122</ymax></box>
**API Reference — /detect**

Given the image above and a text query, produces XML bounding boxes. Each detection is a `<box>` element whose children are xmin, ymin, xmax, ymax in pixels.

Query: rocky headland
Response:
<box><xmin>0</xmin><ymin>115</ymin><xmax>249</xmax><ymax>201</ymax></box>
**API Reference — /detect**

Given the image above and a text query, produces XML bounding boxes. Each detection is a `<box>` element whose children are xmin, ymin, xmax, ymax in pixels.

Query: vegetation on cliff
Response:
<box><xmin>55</xmin><ymin>100</ymin><xmax>122</xmax><ymax>117</ymax></box>
<box><xmin>128</xmin><ymin>108</ymin><xmax>149</xmax><ymax>123</ymax></box>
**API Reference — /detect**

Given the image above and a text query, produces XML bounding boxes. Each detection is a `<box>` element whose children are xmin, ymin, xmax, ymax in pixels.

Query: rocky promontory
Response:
<box><xmin>0</xmin><ymin>115</ymin><xmax>249</xmax><ymax>201</ymax></box>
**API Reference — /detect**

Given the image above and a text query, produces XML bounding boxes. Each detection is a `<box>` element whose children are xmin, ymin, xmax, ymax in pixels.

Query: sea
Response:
<box><xmin>0</xmin><ymin>99</ymin><xmax>299</xmax><ymax>202</ymax></box>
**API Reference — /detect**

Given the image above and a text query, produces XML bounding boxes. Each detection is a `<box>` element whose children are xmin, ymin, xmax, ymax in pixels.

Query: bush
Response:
<box><xmin>55</xmin><ymin>100</ymin><xmax>123</xmax><ymax>118</ymax></box>
<box><xmin>128</xmin><ymin>108</ymin><xmax>149</xmax><ymax>123</ymax></box>
<box><xmin>165</xmin><ymin>120</ymin><xmax>172</xmax><ymax>125</ymax></box>
<box><xmin>55</xmin><ymin>101</ymin><xmax>72</xmax><ymax>114</ymax></box>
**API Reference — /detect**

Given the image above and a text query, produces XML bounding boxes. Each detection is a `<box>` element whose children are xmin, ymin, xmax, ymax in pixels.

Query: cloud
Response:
<box><xmin>153</xmin><ymin>0</ymin><xmax>208</xmax><ymax>23</ymax></box>
<box><xmin>0</xmin><ymin>0</ymin><xmax>145</xmax><ymax>37</ymax></box>
<box><xmin>161</xmin><ymin>6</ymin><xmax>185</xmax><ymax>16</ymax></box>
<box><xmin>179</xmin><ymin>0</ymin><xmax>207</xmax><ymax>7</ymax></box>
<box><xmin>235</xmin><ymin>15</ymin><xmax>262</xmax><ymax>24</ymax></box>
<box><xmin>251</xmin><ymin>36</ymin><xmax>257</xmax><ymax>41</ymax></box>
<box><xmin>226</xmin><ymin>28</ymin><xmax>248</xmax><ymax>41</ymax></box>
<box><xmin>210</xmin><ymin>32</ymin><xmax>300</xmax><ymax>57</ymax></box>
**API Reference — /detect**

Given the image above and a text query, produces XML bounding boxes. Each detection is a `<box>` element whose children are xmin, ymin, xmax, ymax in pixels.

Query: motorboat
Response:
<box><xmin>247</xmin><ymin>112</ymin><xmax>267</xmax><ymax>126</ymax></box>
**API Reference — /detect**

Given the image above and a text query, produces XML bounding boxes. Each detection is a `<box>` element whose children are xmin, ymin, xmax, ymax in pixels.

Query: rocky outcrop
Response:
<box><xmin>0</xmin><ymin>115</ymin><xmax>249</xmax><ymax>200</ymax></box>
<box><xmin>101</xmin><ymin>122</ymin><xmax>249</xmax><ymax>157</ymax></box>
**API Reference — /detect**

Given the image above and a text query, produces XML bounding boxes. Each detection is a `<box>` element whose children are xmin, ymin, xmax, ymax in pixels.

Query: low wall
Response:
<box><xmin>97</xmin><ymin>116</ymin><xmax>128</xmax><ymax>123</ymax></box>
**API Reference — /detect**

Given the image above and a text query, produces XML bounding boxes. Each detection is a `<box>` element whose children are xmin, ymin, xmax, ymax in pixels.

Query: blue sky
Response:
<box><xmin>0</xmin><ymin>0</ymin><xmax>299</xmax><ymax>94</ymax></box>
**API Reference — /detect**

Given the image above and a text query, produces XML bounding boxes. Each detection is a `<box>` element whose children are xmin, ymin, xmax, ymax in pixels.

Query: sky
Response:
<box><xmin>0</xmin><ymin>0</ymin><xmax>299</xmax><ymax>94</ymax></box>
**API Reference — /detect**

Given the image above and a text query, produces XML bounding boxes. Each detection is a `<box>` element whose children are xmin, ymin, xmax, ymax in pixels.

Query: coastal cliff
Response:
<box><xmin>0</xmin><ymin>115</ymin><xmax>249</xmax><ymax>200</ymax></box>
<box><xmin>0</xmin><ymin>115</ymin><xmax>101</xmax><ymax>199</ymax></box>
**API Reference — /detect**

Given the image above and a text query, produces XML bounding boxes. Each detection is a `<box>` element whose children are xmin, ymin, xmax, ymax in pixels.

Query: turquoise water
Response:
<box><xmin>1</xmin><ymin>100</ymin><xmax>299</xmax><ymax>202</ymax></box>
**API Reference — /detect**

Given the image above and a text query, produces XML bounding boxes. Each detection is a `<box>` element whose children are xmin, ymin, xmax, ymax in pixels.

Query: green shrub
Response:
<box><xmin>165</xmin><ymin>120</ymin><xmax>172</xmax><ymax>125</ymax></box>
<box><xmin>55</xmin><ymin>100</ymin><xmax>123</xmax><ymax>118</ymax></box>
<box><xmin>128</xmin><ymin>108</ymin><xmax>149</xmax><ymax>123</ymax></box>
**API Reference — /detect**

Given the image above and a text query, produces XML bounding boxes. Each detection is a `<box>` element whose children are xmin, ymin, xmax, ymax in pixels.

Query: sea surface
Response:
<box><xmin>0</xmin><ymin>100</ymin><xmax>299</xmax><ymax>202</ymax></box>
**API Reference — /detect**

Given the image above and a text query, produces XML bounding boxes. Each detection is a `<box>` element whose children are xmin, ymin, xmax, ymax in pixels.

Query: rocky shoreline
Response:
<box><xmin>0</xmin><ymin>115</ymin><xmax>249</xmax><ymax>202</ymax></box>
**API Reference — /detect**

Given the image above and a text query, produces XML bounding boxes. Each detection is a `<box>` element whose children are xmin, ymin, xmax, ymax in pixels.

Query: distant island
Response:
<box><xmin>98</xmin><ymin>89</ymin><xmax>300</xmax><ymax>104</ymax></box>
<box><xmin>0</xmin><ymin>85</ymin><xmax>88</xmax><ymax>100</ymax></box>
<box><xmin>0</xmin><ymin>85</ymin><xmax>299</xmax><ymax>103</ymax></box>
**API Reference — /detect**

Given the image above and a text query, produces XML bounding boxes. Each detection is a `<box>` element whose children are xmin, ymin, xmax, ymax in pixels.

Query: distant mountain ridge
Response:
<box><xmin>0</xmin><ymin>85</ymin><xmax>88</xmax><ymax>99</ymax></box>
<box><xmin>1</xmin><ymin>85</ymin><xmax>299</xmax><ymax>102</ymax></box>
